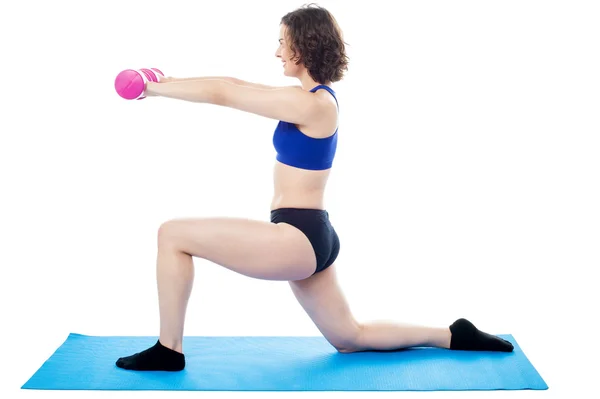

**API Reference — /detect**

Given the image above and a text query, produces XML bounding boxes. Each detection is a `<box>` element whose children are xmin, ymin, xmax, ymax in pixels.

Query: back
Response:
<box><xmin>272</xmin><ymin>85</ymin><xmax>338</xmax><ymax>171</ymax></box>
<box><xmin>270</xmin><ymin>85</ymin><xmax>339</xmax><ymax>210</ymax></box>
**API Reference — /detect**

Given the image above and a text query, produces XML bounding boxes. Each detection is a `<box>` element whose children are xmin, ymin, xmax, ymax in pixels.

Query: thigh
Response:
<box><xmin>288</xmin><ymin>263</ymin><xmax>361</xmax><ymax>352</ymax></box>
<box><xmin>159</xmin><ymin>216</ymin><xmax>317</xmax><ymax>281</ymax></box>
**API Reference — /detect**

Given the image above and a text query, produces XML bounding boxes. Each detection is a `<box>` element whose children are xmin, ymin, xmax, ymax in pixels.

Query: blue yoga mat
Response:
<box><xmin>22</xmin><ymin>333</ymin><xmax>547</xmax><ymax>391</ymax></box>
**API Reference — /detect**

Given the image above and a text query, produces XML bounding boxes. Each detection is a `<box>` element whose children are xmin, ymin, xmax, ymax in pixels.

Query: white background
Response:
<box><xmin>1</xmin><ymin>0</ymin><xmax>599</xmax><ymax>398</ymax></box>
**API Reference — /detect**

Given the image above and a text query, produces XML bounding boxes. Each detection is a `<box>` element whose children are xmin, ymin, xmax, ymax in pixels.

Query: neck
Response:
<box><xmin>297</xmin><ymin>72</ymin><xmax>330</xmax><ymax>91</ymax></box>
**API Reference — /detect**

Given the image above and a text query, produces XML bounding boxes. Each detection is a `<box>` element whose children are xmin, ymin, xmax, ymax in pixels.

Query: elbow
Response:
<box><xmin>210</xmin><ymin>85</ymin><xmax>225</xmax><ymax>106</ymax></box>
<box><xmin>210</xmin><ymin>80</ymin><xmax>235</xmax><ymax>107</ymax></box>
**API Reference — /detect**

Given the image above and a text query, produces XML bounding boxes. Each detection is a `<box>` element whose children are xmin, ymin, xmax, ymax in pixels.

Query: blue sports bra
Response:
<box><xmin>272</xmin><ymin>84</ymin><xmax>338</xmax><ymax>171</ymax></box>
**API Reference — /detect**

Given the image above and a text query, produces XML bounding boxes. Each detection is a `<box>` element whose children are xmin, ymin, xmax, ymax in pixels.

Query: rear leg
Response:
<box><xmin>289</xmin><ymin>263</ymin><xmax>449</xmax><ymax>352</ymax></box>
<box><xmin>290</xmin><ymin>263</ymin><xmax>513</xmax><ymax>353</ymax></box>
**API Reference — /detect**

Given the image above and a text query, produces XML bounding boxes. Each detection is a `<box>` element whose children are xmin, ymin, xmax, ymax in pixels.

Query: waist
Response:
<box><xmin>272</xmin><ymin>161</ymin><xmax>328</xmax><ymax>210</ymax></box>
<box><xmin>270</xmin><ymin>192</ymin><xmax>325</xmax><ymax>211</ymax></box>
<box><xmin>271</xmin><ymin>207</ymin><xmax>329</xmax><ymax>214</ymax></box>
<box><xmin>270</xmin><ymin>207</ymin><xmax>330</xmax><ymax>223</ymax></box>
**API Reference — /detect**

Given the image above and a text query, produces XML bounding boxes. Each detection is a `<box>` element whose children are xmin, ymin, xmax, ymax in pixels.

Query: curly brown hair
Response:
<box><xmin>280</xmin><ymin>3</ymin><xmax>349</xmax><ymax>84</ymax></box>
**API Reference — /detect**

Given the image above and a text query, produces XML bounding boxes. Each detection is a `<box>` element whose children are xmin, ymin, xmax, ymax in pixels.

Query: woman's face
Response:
<box><xmin>276</xmin><ymin>24</ymin><xmax>302</xmax><ymax>78</ymax></box>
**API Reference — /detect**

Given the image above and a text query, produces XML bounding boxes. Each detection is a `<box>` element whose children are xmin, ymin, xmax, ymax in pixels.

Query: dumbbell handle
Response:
<box><xmin>137</xmin><ymin>68</ymin><xmax>164</xmax><ymax>99</ymax></box>
<box><xmin>115</xmin><ymin>68</ymin><xmax>165</xmax><ymax>100</ymax></box>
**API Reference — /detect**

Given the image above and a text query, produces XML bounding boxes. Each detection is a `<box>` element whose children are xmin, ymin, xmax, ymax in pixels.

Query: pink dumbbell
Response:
<box><xmin>114</xmin><ymin>68</ymin><xmax>164</xmax><ymax>100</ymax></box>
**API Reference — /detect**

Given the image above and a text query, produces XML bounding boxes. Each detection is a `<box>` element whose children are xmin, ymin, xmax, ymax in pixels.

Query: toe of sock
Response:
<box><xmin>115</xmin><ymin>358</ymin><xmax>129</xmax><ymax>369</ymax></box>
<box><xmin>502</xmin><ymin>340</ymin><xmax>515</xmax><ymax>352</ymax></box>
<box><xmin>489</xmin><ymin>336</ymin><xmax>514</xmax><ymax>352</ymax></box>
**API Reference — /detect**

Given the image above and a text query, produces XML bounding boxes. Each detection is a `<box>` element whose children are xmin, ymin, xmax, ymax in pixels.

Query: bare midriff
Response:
<box><xmin>270</xmin><ymin>161</ymin><xmax>331</xmax><ymax>210</ymax></box>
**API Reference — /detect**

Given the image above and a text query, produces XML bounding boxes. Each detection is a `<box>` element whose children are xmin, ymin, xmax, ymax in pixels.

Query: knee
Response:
<box><xmin>157</xmin><ymin>220</ymin><xmax>182</xmax><ymax>246</ymax></box>
<box><xmin>335</xmin><ymin>346</ymin><xmax>357</xmax><ymax>354</ymax></box>
<box><xmin>332</xmin><ymin>323</ymin><xmax>364</xmax><ymax>354</ymax></box>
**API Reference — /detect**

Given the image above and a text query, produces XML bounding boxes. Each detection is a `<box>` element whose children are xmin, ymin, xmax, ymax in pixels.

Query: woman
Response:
<box><xmin>116</xmin><ymin>4</ymin><xmax>513</xmax><ymax>372</ymax></box>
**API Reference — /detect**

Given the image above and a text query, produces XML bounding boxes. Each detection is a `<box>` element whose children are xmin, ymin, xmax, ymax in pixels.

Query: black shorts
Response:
<box><xmin>270</xmin><ymin>208</ymin><xmax>340</xmax><ymax>275</ymax></box>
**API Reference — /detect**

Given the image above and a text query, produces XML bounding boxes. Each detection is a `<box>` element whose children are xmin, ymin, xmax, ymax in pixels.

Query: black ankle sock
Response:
<box><xmin>449</xmin><ymin>318</ymin><xmax>514</xmax><ymax>352</ymax></box>
<box><xmin>116</xmin><ymin>340</ymin><xmax>185</xmax><ymax>371</ymax></box>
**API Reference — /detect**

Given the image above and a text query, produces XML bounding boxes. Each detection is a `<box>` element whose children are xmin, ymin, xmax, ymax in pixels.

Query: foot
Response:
<box><xmin>116</xmin><ymin>340</ymin><xmax>185</xmax><ymax>371</ymax></box>
<box><xmin>449</xmin><ymin>318</ymin><xmax>514</xmax><ymax>352</ymax></box>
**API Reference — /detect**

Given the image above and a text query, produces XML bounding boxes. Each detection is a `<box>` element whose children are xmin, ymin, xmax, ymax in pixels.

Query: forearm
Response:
<box><xmin>168</xmin><ymin>76</ymin><xmax>275</xmax><ymax>90</ymax></box>
<box><xmin>146</xmin><ymin>78</ymin><xmax>229</xmax><ymax>103</ymax></box>
<box><xmin>169</xmin><ymin>76</ymin><xmax>235</xmax><ymax>83</ymax></box>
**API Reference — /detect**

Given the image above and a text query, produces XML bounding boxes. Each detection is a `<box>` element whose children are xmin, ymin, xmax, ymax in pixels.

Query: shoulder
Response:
<box><xmin>301</xmin><ymin>89</ymin><xmax>338</xmax><ymax>137</ymax></box>
<box><xmin>312</xmin><ymin>87</ymin><xmax>338</xmax><ymax>120</ymax></box>
<box><xmin>279</xmin><ymin>85</ymin><xmax>336</xmax><ymax>116</ymax></box>
<box><xmin>313</xmin><ymin>88</ymin><xmax>337</xmax><ymax>108</ymax></box>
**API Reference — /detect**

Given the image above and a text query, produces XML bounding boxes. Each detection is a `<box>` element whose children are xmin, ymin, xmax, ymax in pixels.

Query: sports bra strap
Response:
<box><xmin>310</xmin><ymin>85</ymin><xmax>338</xmax><ymax>108</ymax></box>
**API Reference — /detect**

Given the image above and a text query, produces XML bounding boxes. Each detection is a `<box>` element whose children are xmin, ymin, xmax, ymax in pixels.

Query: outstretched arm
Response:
<box><xmin>165</xmin><ymin>76</ymin><xmax>283</xmax><ymax>90</ymax></box>
<box><xmin>145</xmin><ymin>78</ymin><xmax>321</xmax><ymax>125</ymax></box>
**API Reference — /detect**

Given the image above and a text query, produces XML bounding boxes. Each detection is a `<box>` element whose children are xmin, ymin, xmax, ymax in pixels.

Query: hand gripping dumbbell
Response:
<box><xmin>114</xmin><ymin>68</ymin><xmax>164</xmax><ymax>100</ymax></box>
